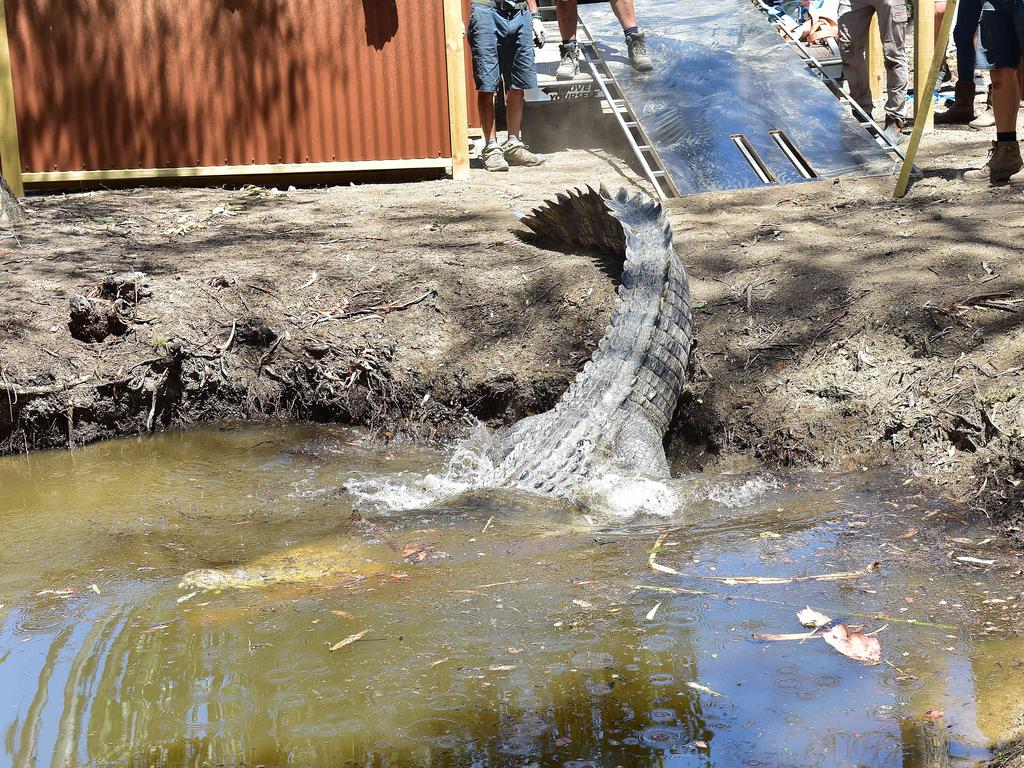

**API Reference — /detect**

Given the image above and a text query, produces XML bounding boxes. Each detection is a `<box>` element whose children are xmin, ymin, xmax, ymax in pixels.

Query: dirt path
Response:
<box><xmin>0</xmin><ymin>130</ymin><xmax>1021</xmax><ymax>535</ymax></box>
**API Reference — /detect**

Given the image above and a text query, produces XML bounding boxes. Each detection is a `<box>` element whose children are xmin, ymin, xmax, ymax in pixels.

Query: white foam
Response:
<box><xmin>574</xmin><ymin>472</ymin><xmax>682</xmax><ymax>518</ymax></box>
<box><xmin>341</xmin><ymin>421</ymin><xmax>779</xmax><ymax>519</ymax></box>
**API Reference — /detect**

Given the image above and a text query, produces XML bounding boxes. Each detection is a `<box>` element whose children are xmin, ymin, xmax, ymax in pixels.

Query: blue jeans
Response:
<box><xmin>468</xmin><ymin>3</ymin><xmax>538</xmax><ymax>93</ymax></box>
<box><xmin>980</xmin><ymin>0</ymin><xmax>1024</xmax><ymax>69</ymax></box>
<box><xmin>953</xmin><ymin>0</ymin><xmax>990</xmax><ymax>79</ymax></box>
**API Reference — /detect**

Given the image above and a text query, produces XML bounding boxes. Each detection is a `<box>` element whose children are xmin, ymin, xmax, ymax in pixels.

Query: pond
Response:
<box><xmin>1</xmin><ymin>424</ymin><xmax>1021</xmax><ymax>767</ymax></box>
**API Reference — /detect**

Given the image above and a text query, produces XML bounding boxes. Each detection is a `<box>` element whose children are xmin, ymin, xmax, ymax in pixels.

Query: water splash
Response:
<box><xmin>342</xmin><ymin>423</ymin><xmax>778</xmax><ymax>519</ymax></box>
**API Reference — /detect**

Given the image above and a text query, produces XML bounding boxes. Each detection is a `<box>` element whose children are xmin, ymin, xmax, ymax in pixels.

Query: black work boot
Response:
<box><xmin>935</xmin><ymin>80</ymin><xmax>976</xmax><ymax>125</ymax></box>
<box><xmin>625</xmin><ymin>30</ymin><xmax>653</xmax><ymax>72</ymax></box>
<box><xmin>881</xmin><ymin>116</ymin><xmax>905</xmax><ymax>145</ymax></box>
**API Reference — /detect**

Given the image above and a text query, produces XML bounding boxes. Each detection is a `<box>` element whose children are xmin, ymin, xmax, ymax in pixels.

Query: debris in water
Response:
<box><xmin>36</xmin><ymin>588</ymin><xmax>80</xmax><ymax>596</ymax></box>
<box><xmin>89</xmin><ymin>584</ymin><xmax>101</xmax><ymax>595</ymax></box>
<box><xmin>555</xmin><ymin>737</ymin><xmax>572</xmax><ymax>747</ymax></box>
<box><xmin>481</xmin><ymin>516</ymin><xmax>494</xmax><ymax>533</ymax></box>
<box><xmin>694</xmin><ymin>740</ymin><xmax>709</xmax><ymax>749</ymax></box>
<box><xmin>646</xmin><ymin>602</ymin><xmax>662</xmax><ymax>621</ymax></box>
<box><xmin>400</xmin><ymin>542</ymin><xmax>448</xmax><ymax>563</ymax></box>
<box><xmin>330</xmin><ymin>629</ymin><xmax>370</xmax><ymax>651</ymax></box>
<box><xmin>331</xmin><ymin>610</ymin><xmax>354</xmax><ymax>618</ymax></box>
<box><xmin>488</xmin><ymin>665</ymin><xmax>516</xmax><ymax>672</ymax></box>
<box><xmin>177</xmin><ymin>591</ymin><xmax>198</xmax><ymax>604</ymax></box>
<box><xmin>955</xmin><ymin>556</ymin><xmax>996</xmax><ymax>566</ymax></box>
<box><xmin>648</xmin><ymin>530</ymin><xmax>879</xmax><ymax>584</ymax></box>
<box><xmin>687</xmin><ymin>681</ymin><xmax>724</xmax><ymax>697</ymax></box>
<box><xmin>753</xmin><ymin>632</ymin><xmax>823</xmax><ymax>641</ymax></box>
<box><xmin>924</xmin><ymin>709</ymin><xmax>944</xmax><ymax>720</ymax></box>
<box><xmin>821</xmin><ymin>624</ymin><xmax>882</xmax><ymax>665</ymax></box>
<box><xmin>797</xmin><ymin>607</ymin><xmax>832</xmax><ymax>628</ymax></box>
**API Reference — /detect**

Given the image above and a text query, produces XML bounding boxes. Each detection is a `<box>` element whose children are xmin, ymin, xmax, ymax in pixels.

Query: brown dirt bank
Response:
<box><xmin>1</xmin><ymin>134</ymin><xmax>1022</xmax><ymax>535</ymax></box>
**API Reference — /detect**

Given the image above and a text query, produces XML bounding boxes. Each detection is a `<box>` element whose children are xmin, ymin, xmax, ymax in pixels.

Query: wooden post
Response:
<box><xmin>442</xmin><ymin>0</ymin><xmax>470</xmax><ymax>180</ymax></box>
<box><xmin>894</xmin><ymin>0</ymin><xmax>957</xmax><ymax>197</ymax></box>
<box><xmin>867</xmin><ymin>16</ymin><xmax>884</xmax><ymax>101</ymax></box>
<box><xmin>0</xmin><ymin>0</ymin><xmax>23</xmax><ymax>197</ymax></box>
<box><xmin>914</xmin><ymin>0</ymin><xmax>936</xmax><ymax>134</ymax></box>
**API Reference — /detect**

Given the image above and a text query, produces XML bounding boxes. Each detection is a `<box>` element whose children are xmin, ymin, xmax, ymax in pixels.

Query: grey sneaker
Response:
<box><xmin>556</xmin><ymin>41</ymin><xmax>580</xmax><ymax>81</ymax></box>
<box><xmin>482</xmin><ymin>143</ymin><xmax>509</xmax><ymax>172</ymax></box>
<box><xmin>503</xmin><ymin>137</ymin><xmax>544</xmax><ymax>166</ymax></box>
<box><xmin>626</xmin><ymin>30</ymin><xmax>653</xmax><ymax>72</ymax></box>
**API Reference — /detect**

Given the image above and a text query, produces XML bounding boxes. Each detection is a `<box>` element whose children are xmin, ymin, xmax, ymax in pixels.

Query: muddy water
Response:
<box><xmin>1</xmin><ymin>424</ymin><xmax>1022</xmax><ymax>768</ymax></box>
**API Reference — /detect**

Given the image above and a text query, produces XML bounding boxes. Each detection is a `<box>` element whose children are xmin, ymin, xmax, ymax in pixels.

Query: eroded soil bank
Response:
<box><xmin>0</xmin><ymin>132</ymin><xmax>1022</xmax><ymax>533</ymax></box>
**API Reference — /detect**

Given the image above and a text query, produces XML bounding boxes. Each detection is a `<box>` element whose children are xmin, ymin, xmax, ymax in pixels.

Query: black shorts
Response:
<box><xmin>980</xmin><ymin>0</ymin><xmax>1024</xmax><ymax>69</ymax></box>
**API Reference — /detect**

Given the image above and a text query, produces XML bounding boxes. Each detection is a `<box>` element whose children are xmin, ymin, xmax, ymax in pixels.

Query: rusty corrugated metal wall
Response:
<box><xmin>4</xmin><ymin>0</ymin><xmax>452</xmax><ymax>173</ymax></box>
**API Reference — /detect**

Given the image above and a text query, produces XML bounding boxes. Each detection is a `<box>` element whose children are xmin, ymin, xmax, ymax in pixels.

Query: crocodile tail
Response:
<box><xmin>516</xmin><ymin>186</ymin><xmax>626</xmax><ymax>255</ymax></box>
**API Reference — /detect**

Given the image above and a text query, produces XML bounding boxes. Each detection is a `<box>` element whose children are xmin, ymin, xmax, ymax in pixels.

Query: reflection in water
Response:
<box><xmin>0</xmin><ymin>424</ymin><xmax>1022</xmax><ymax>767</ymax></box>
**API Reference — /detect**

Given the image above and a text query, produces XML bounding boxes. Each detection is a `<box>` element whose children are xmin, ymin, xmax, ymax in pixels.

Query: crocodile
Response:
<box><xmin>177</xmin><ymin>187</ymin><xmax>692</xmax><ymax>593</ymax></box>
<box><xmin>484</xmin><ymin>186</ymin><xmax>694</xmax><ymax>498</ymax></box>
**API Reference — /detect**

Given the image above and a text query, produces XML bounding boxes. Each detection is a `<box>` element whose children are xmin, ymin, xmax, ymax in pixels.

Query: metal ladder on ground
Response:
<box><xmin>751</xmin><ymin>0</ymin><xmax>906</xmax><ymax>159</ymax></box>
<box><xmin>574</xmin><ymin>21</ymin><xmax>680</xmax><ymax>200</ymax></box>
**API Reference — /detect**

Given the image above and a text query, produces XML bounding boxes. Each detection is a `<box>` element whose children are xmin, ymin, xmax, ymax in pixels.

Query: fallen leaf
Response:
<box><xmin>329</xmin><ymin>629</ymin><xmax>370</xmax><ymax>651</ymax></box>
<box><xmin>488</xmin><ymin>664</ymin><xmax>516</xmax><ymax>671</ymax></box>
<box><xmin>331</xmin><ymin>610</ymin><xmax>354</xmax><ymax>618</ymax></box>
<box><xmin>555</xmin><ymin>737</ymin><xmax>572</xmax><ymax>747</ymax></box>
<box><xmin>400</xmin><ymin>542</ymin><xmax>448</xmax><ymax>563</ymax></box>
<box><xmin>822</xmin><ymin>624</ymin><xmax>881</xmax><ymax>665</ymax></box>
<box><xmin>899</xmin><ymin>527</ymin><xmax>918</xmax><ymax>539</ymax></box>
<box><xmin>572</xmin><ymin>599</ymin><xmax>593</xmax><ymax>609</ymax></box>
<box><xmin>36</xmin><ymin>588</ymin><xmax>80</xmax><ymax>596</ymax></box>
<box><xmin>646</xmin><ymin>601</ymin><xmax>662</xmax><ymax>621</ymax></box>
<box><xmin>924</xmin><ymin>709</ymin><xmax>944</xmax><ymax>720</ymax></box>
<box><xmin>797</xmin><ymin>607</ymin><xmax>831</xmax><ymax>628</ymax></box>
<box><xmin>88</xmin><ymin>584</ymin><xmax>102</xmax><ymax>595</ymax></box>
<box><xmin>694</xmin><ymin>740</ymin><xmax>709</xmax><ymax>749</ymax></box>
<box><xmin>177</xmin><ymin>591</ymin><xmax>198</xmax><ymax>604</ymax></box>
<box><xmin>388</xmin><ymin>573</ymin><xmax>412</xmax><ymax>582</ymax></box>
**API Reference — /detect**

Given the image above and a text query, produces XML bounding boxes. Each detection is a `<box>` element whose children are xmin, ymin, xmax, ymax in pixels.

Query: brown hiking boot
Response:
<box><xmin>935</xmin><ymin>80</ymin><xmax>976</xmax><ymax>125</ymax></box>
<box><xmin>503</xmin><ymin>136</ymin><xmax>544</xmax><ymax>167</ymax></box>
<box><xmin>963</xmin><ymin>141</ymin><xmax>1023</xmax><ymax>184</ymax></box>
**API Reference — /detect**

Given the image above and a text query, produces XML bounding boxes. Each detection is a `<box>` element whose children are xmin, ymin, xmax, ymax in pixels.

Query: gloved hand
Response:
<box><xmin>532</xmin><ymin>15</ymin><xmax>545</xmax><ymax>48</ymax></box>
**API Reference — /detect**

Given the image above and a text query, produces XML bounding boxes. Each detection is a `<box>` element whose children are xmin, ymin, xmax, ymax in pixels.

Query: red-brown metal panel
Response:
<box><xmin>4</xmin><ymin>0</ymin><xmax>452</xmax><ymax>172</ymax></box>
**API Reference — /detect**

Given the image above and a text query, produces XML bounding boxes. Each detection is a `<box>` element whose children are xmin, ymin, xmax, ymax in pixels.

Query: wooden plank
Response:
<box><xmin>894</xmin><ymin>0</ymin><xmax>956</xmax><ymax>197</ymax></box>
<box><xmin>914</xmin><ymin>0</ymin><xmax>936</xmax><ymax>134</ymax></box>
<box><xmin>0</xmin><ymin>0</ymin><xmax>23</xmax><ymax>197</ymax></box>
<box><xmin>867</xmin><ymin>16</ymin><xmax>884</xmax><ymax>101</ymax></box>
<box><xmin>442</xmin><ymin>0</ymin><xmax>470</xmax><ymax>180</ymax></box>
<box><xmin>22</xmin><ymin>158</ymin><xmax>451</xmax><ymax>185</ymax></box>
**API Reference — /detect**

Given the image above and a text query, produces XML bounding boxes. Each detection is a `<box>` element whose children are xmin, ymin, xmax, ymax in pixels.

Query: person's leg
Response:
<box><xmin>965</xmin><ymin>1</ymin><xmax>1023</xmax><ymax>182</ymax></box>
<box><xmin>505</xmin><ymin>89</ymin><xmax>525</xmax><ymax>136</ymax></box>
<box><xmin>503</xmin><ymin>9</ymin><xmax>543</xmax><ymax>166</ymax></box>
<box><xmin>609</xmin><ymin>0</ymin><xmax>638</xmax><ymax>30</ymax></box>
<box><xmin>952</xmin><ymin>0</ymin><xmax>983</xmax><ymax>80</ymax></box>
<box><xmin>468</xmin><ymin>4</ymin><xmax>508</xmax><ymax>171</ymax></box>
<box><xmin>478</xmin><ymin>93</ymin><xmax>497</xmax><ymax>143</ymax></box>
<box><xmin>991</xmin><ymin>66</ymin><xmax>1021</xmax><ymax>131</ymax></box>
<box><xmin>838</xmin><ymin>0</ymin><xmax>875</xmax><ymax>117</ymax></box>
<box><xmin>555</xmin><ymin>0</ymin><xmax>581</xmax><ymax>80</ymax></box>
<box><xmin>873</xmin><ymin>0</ymin><xmax>909</xmax><ymax>126</ymax></box>
<box><xmin>556</xmin><ymin>0</ymin><xmax>578</xmax><ymax>41</ymax></box>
